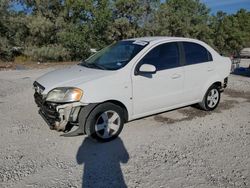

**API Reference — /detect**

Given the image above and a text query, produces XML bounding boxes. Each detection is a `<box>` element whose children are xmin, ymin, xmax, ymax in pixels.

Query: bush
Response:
<box><xmin>14</xmin><ymin>55</ymin><xmax>31</xmax><ymax>63</ymax></box>
<box><xmin>0</xmin><ymin>37</ymin><xmax>13</xmax><ymax>61</ymax></box>
<box><xmin>58</xmin><ymin>30</ymin><xmax>91</xmax><ymax>61</ymax></box>
<box><xmin>24</xmin><ymin>44</ymin><xmax>70</xmax><ymax>62</ymax></box>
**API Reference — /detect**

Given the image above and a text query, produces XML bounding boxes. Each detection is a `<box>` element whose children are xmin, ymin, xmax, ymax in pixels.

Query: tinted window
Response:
<box><xmin>139</xmin><ymin>42</ymin><xmax>180</xmax><ymax>71</ymax></box>
<box><xmin>183</xmin><ymin>42</ymin><xmax>212</xmax><ymax>65</ymax></box>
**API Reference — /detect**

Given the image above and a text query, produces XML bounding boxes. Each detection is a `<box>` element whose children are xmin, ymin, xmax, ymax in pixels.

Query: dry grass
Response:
<box><xmin>0</xmin><ymin>61</ymin><xmax>78</xmax><ymax>71</ymax></box>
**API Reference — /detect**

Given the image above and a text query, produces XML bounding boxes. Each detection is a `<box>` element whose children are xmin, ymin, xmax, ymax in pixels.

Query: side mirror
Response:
<box><xmin>138</xmin><ymin>64</ymin><xmax>156</xmax><ymax>75</ymax></box>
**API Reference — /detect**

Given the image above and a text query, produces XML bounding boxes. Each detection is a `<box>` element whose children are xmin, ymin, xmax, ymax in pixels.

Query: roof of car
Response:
<box><xmin>241</xmin><ymin>48</ymin><xmax>250</xmax><ymax>51</ymax></box>
<box><xmin>125</xmin><ymin>36</ymin><xmax>196</xmax><ymax>43</ymax></box>
<box><xmin>124</xmin><ymin>36</ymin><xmax>220</xmax><ymax>57</ymax></box>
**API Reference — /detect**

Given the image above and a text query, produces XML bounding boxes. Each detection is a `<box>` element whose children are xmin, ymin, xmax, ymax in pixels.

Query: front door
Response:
<box><xmin>132</xmin><ymin>42</ymin><xmax>184</xmax><ymax>117</ymax></box>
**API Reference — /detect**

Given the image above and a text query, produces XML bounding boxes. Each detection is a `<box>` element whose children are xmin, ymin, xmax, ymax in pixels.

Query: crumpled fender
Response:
<box><xmin>61</xmin><ymin>103</ymin><xmax>99</xmax><ymax>137</ymax></box>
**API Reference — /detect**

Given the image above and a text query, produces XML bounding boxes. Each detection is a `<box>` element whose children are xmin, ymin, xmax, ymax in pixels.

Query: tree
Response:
<box><xmin>0</xmin><ymin>0</ymin><xmax>13</xmax><ymax>60</ymax></box>
<box><xmin>0</xmin><ymin>0</ymin><xmax>250</xmax><ymax>62</ymax></box>
<box><xmin>105</xmin><ymin>0</ymin><xmax>141</xmax><ymax>41</ymax></box>
<box><xmin>153</xmin><ymin>0</ymin><xmax>212</xmax><ymax>43</ymax></box>
<box><xmin>211</xmin><ymin>9</ymin><xmax>250</xmax><ymax>55</ymax></box>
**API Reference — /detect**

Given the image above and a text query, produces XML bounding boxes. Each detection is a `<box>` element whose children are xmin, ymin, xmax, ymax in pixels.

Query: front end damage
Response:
<box><xmin>34</xmin><ymin>91</ymin><xmax>81</xmax><ymax>130</ymax></box>
<box><xmin>33</xmin><ymin>85</ymin><xmax>84</xmax><ymax>136</ymax></box>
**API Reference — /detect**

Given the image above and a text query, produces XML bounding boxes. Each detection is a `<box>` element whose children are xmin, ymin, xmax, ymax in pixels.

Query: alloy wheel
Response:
<box><xmin>207</xmin><ymin>89</ymin><xmax>219</xmax><ymax>108</ymax></box>
<box><xmin>94</xmin><ymin>110</ymin><xmax>121</xmax><ymax>139</ymax></box>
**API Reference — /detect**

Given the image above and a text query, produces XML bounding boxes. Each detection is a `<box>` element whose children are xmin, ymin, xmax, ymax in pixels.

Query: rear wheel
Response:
<box><xmin>198</xmin><ymin>85</ymin><xmax>221</xmax><ymax>111</ymax></box>
<box><xmin>85</xmin><ymin>103</ymin><xmax>124</xmax><ymax>142</ymax></box>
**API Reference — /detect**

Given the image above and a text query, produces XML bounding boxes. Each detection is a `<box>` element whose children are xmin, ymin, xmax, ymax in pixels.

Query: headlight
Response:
<box><xmin>46</xmin><ymin>87</ymin><xmax>83</xmax><ymax>103</ymax></box>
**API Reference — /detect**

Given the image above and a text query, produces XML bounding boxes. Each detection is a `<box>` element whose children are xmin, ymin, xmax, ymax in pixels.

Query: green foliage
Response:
<box><xmin>107</xmin><ymin>0</ymin><xmax>160</xmax><ymax>41</ymax></box>
<box><xmin>14</xmin><ymin>55</ymin><xmax>30</xmax><ymax>63</ymax></box>
<box><xmin>24</xmin><ymin>44</ymin><xmax>70</xmax><ymax>62</ymax></box>
<box><xmin>154</xmin><ymin>0</ymin><xmax>212</xmax><ymax>43</ymax></box>
<box><xmin>58</xmin><ymin>26</ymin><xmax>90</xmax><ymax>60</ymax></box>
<box><xmin>0</xmin><ymin>0</ymin><xmax>250</xmax><ymax>62</ymax></box>
<box><xmin>0</xmin><ymin>0</ymin><xmax>13</xmax><ymax>60</ymax></box>
<box><xmin>211</xmin><ymin>9</ymin><xmax>250</xmax><ymax>55</ymax></box>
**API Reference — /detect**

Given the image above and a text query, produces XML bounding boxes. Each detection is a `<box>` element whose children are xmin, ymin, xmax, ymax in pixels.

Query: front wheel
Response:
<box><xmin>198</xmin><ymin>85</ymin><xmax>221</xmax><ymax>111</ymax></box>
<box><xmin>84</xmin><ymin>103</ymin><xmax>124</xmax><ymax>142</ymax></box>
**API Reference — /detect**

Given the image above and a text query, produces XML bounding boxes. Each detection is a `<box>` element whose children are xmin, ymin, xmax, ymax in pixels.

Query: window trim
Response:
<box><xmin>134</xmin><ymin>42</ymin><xmax>182</xmax><ymax>75</ymax></box>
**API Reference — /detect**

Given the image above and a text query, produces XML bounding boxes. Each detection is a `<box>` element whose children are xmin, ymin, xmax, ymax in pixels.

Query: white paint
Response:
<box><xmin>35</xmin><ymin>37</ymin><xmax>231</xmax><ymax>121</ymax></box>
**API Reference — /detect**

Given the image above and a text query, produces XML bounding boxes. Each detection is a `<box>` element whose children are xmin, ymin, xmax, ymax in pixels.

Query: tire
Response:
<box><xmin>84</xmin><ymin>102</ymin><xmax>125</xmax><ymax>142</ymax></box>
<box><xmin>198</xmin><ymin>84</ymin><xmax>221</xmax><ymax>111</ymax></box>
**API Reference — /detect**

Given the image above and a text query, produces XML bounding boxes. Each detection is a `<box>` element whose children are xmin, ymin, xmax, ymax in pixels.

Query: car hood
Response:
<box><xmin>36</xmin><ymin>65</ymin><xmax>115</xmax><ymax>93</ymax></box>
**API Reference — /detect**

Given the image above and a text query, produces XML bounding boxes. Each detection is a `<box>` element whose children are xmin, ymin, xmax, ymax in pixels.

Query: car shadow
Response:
<box><xmin>76</xmin><ymin>137</ymin><xmax>129</xmax><ymax>188</ymax></box>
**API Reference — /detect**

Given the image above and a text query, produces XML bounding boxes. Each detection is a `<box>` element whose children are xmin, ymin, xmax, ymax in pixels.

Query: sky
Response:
<box><xmin>200</xmin><ymin>0</ymin><xmax>250</xmax><ymax>14</ymax></box>
<box><xmin>13</xmin><ymin>0</ymin><xmax>250</xmax><ymax>14</ymax></box>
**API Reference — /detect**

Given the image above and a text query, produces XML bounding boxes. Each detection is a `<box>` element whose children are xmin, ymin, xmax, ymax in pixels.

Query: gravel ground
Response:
<box><xmin>0</xmin><ymin>64</ymin><xmax>249</xmax><ymax>188</ymax></box>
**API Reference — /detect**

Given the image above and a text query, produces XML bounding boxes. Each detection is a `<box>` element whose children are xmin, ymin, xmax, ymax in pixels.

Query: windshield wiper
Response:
<box><xmin>90</xmin><ymin>63</ymin><xmax>107</xmax><ymax>70</ymax></box>
<box><xmin>79</xmin><ymin>61</ymin><xmax>91</xmax><ymax>68</ymax></box>
<box><xmin>80</xmin><ymin>61</ymin><xmax>107</xmax><ymax>70</ymax></box>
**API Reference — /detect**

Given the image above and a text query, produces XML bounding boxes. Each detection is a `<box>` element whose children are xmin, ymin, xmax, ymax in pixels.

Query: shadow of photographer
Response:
<box><xmin>76</xmin><ymin>137</ymin><xmax>129</xmax><ymax>188</ymax></box>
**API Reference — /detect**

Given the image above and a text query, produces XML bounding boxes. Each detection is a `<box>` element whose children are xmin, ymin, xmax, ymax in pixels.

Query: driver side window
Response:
<box><xmin>138</xmin><ymin>42</ymin><xmax>180</xmax><ymax>71</ymax></box>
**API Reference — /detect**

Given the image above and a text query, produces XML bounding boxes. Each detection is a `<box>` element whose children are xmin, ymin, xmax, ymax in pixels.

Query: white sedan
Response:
<box><xmin>33</xmin><ymin>37</ymin><xmax>231</xmax><ymax>142</ymax></box>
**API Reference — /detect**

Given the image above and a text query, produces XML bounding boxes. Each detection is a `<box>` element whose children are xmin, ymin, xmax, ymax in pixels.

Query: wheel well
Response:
<box><xmin>213</xmin><ymin>81</ymin><xmax>222</xmax><ymax>89</ymax></box>
<box><xmin>104</xmin><ymin>100</ymin><xmax>129</xmax><ymax>122</ymax></box>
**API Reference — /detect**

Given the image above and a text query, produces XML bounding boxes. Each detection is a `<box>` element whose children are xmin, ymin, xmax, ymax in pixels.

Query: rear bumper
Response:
<box><xmin>223</xmin><ymin>77</ymin><xmax>228</xmax><ymax>89</ymax></box>
<box><xmin>219</xmin><ymin>77</ymin><xmax>228</xmax><ymax>93</ymax></box>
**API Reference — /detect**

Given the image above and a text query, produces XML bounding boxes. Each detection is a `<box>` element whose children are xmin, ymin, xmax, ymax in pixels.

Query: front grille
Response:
<box><xmin>41</xmin><ymin>103</ymin><xmax>60</xmax><ymax>121</ymax></box>
<box><xmin>34</xmin><ymin>92</ymin><xmax>44</xmax><ymax>107</ymax></box>
<box><xmin>34</xmin><ymin>91</ymin><xmax>60</xmax><ymax>126</ymax></box>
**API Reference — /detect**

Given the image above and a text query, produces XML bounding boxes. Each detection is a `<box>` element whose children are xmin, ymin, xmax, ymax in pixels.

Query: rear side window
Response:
<box><xmin>183</xmin><ymin>42</ymin><xmax>212</xmax><ymax>65</ymax></box>
<box><xmin>139</xmin><ymin>42</ymin><xmax>180</xmax><ymax>71</ymax></box>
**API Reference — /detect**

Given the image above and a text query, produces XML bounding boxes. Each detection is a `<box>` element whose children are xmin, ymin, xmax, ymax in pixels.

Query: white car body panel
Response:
<box><xmin>37</xmin><ymin>65</ymin><xmax>116</xmax><ymax>94</ymax></box>
<box><xmin>183</xmin><ymin>62</ymin><xmax>214</xmax><ymax>102</ymax></box>
<box><xmin>35</xmin><ymin>37</ymin><xmax>231</xmax><ymax>121</ymax></box>
<box><xmin>132</xmin><ymin>66</ymin><xmax>184</xmax><ymax>116</ymax></box>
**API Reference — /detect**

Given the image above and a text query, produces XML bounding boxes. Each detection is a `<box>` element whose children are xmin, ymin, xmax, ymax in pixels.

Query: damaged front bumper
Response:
<box><xmin>34</xmin><ymin>92</ymin><xmax>82</xmax><ymax>132</ymax></box>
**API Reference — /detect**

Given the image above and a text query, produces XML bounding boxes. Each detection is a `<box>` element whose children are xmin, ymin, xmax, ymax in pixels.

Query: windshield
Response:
<box><xmin>80</xmin><ymin>40</ymin><xmax>148</xmax><ymax>70</ymax></box>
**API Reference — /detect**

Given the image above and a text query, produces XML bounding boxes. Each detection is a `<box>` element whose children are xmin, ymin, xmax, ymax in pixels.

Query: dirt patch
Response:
<box><xmin>215</xmin><ymin>99</ymin><xmax>239</xmax><ymax>111</ymax></box>
<box><xmin>154</xmin><ymin>108</ymin><xmax>209</xmax><ymax>124</ymax></box>
<box><xmin>154</xmin><ymin>115</ymin><xmax>180</xmax><ymax>124</ymax></box>
<box><xmin>0</xmin><ymin>64</ymin><xmax>15</xmax><ymax>70</ymax></box>
<box><xmin>224</xmin><ymin>89</ymin><xmax>250</xmax><ymax>102</ymax></box>
<box><xmin>154</xmin><ymin>99</ymin><xmax>239</xmax><ymax>124</ymax></box>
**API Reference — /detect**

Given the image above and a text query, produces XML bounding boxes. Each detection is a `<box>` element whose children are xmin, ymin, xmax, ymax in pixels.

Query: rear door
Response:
<box><xmin>181</xmin><ymin>42</ymin><xmax>214</xmax><ymax>102</ymax></box>
<box><xmin>132</xmin><ymin>42</ymin><xmax>184</xmax><ymax>116</ymax></box>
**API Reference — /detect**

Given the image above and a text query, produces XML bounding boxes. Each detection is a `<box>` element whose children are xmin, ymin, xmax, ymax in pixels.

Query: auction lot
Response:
<box><xmin>0</xmin><ymin>60</ymin><xmax>249</xmax><ymax>188</ymax></box>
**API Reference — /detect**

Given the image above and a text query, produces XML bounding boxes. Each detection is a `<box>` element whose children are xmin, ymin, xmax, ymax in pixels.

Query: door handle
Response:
<box><xmin>207</xmin><ymin>67</ymin><xmax>214</xmax><ymax>72</ymax></box>
<box><xmin>171</xmin><ymin>74</ymin><xmax>181</xmax><ymax>79</ymax></box>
